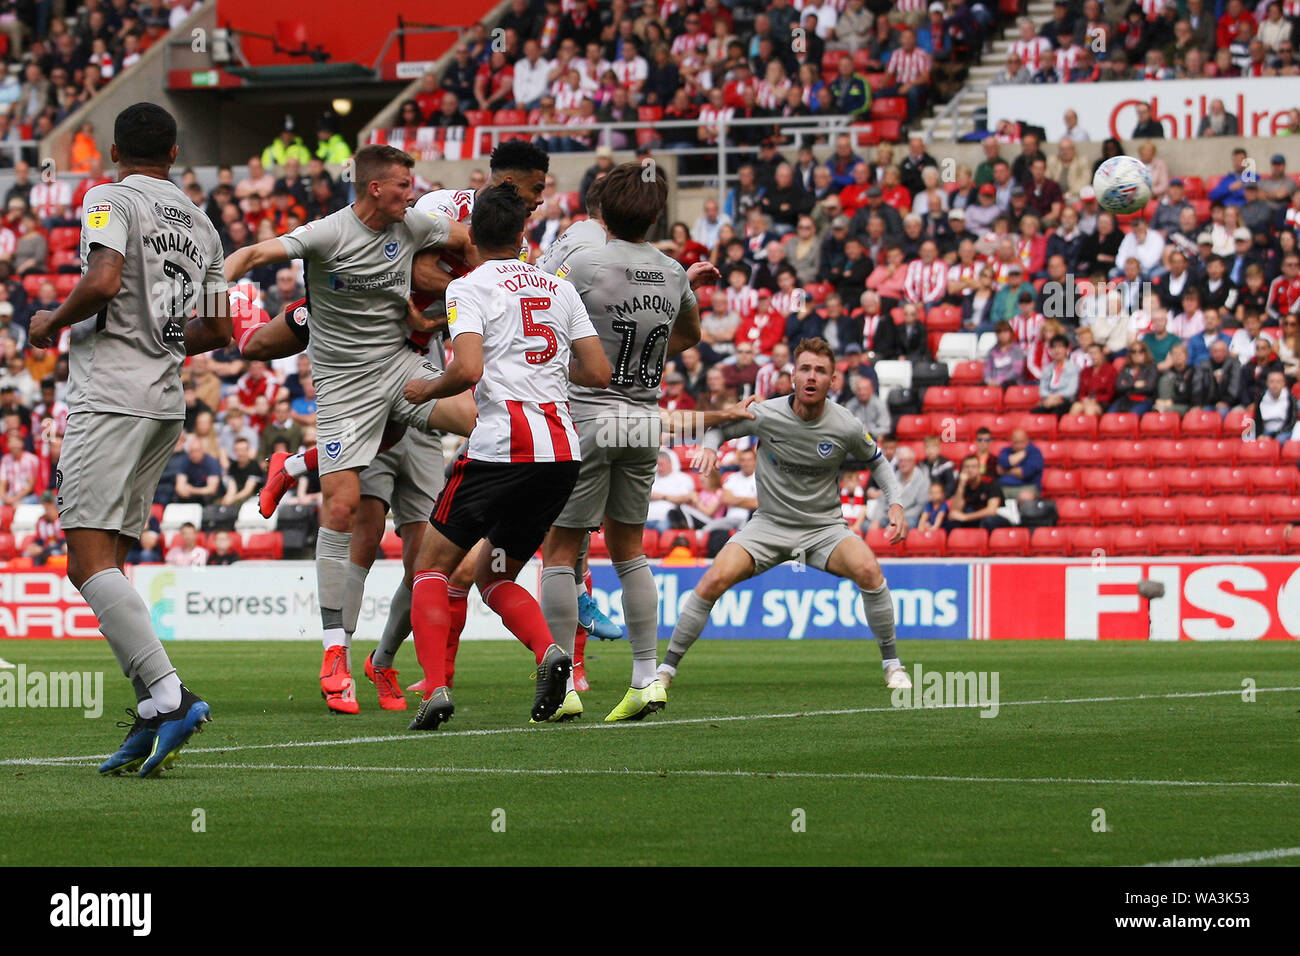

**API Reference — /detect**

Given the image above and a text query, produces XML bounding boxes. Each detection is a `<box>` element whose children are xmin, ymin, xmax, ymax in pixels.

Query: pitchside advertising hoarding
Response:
<box><xmin>986</xmin><ymin>77</ymin><xmax>1297</xmax><ymax>143</ymax></box>
<box><xmin>2</xmin><ymin>558</ymin><xmax>1298</xmax><ymax>641</ymax></box>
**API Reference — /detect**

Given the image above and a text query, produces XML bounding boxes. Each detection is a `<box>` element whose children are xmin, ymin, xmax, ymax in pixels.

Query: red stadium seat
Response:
<box><xmin>380</xmin><ymin>530</ymin><xmax>402</xmax><ymax>559</ymax></box>
<box><xmin>53</xmin><ymin>273</ymin><xmax>79</xmax><ymax>297</ymax></box>
<box><xmin>242</xmin><ymin>532</ymin><xmax>283</xmax><ymax>560</ymax></box>
<box><xmin>822</xmin><ymin>50</ymin><xmax>844</xmax><ymax>72</ymax></box>
<box><xmin>22</xmin><ymin>274</ymin><xmax>48</xmax><ymax>297</ymax></box>
<box><xmin>1236</xmin><ymin>439</ymin><xmax>1280</xmax><ymax>466</ymax></box>
<box><xmin>1139</xmin><ymin>411</ymin><xmax>1181</xmax><ymax>438</ymax></box>
<box><xmin>1098</xmin><ymin>413</ymin><xmax>1140</xmax><ymax>439</ymax></box>
<box><xmin>1222</xmin><ymin>409</ymin><xmax>1250</xmax><ymax>439</ymax></box>
<box><xmin>959</xmin><ymin>386</ymin><xmax>1002</xmax><ymax>412</ymax></box>
<box><xmin>1054</xmin><ymin>497</ymin><xmax>1095</xmax><ymax>525</ymax></box>
<box><xmin>1205</xmin><ymin>466</ymin><xmax>1251</xmax><ymax>495</ymax></box>
<box><xmin>1246</xmin><ymin>465</ymin><xmax>1296</xmax><ymax>494</ymax></box>
<box><xmin>1222</xmin><ymin>496</ymin><xmax>1269</xmax><ymax>525</ymax></box>
<box><xmin>1166</xmin><ymin>467</ymin><xmax>1208</xmax><ymax>495</ymax></box>
<box><xmin>904</xmin><ymin>529</ymin><xmax>947</xmax><ymax>557</ymax></box>
<box><xmin>1080</xmin><ymin>469</ymin><xmax>1123</xmax><ymax>497</ymax></box>
<box><xmin>864</xmin><ymin>72</ymin><xmax>892</xmax><ymax>92</ymax></box>
<box><xmin>493</xmin><ymin>109</ymin><xmax>528</xmax><ymax>126</ymax></box>
<box><xmin>1018</xmin><ymin>414</ymin><xmax>1058</xmax><ymax>440</ymax></box>
<box><xmin>1190</xmin><ymin>198</ymin><xmax>1211</xmax><ymax>220</ymax></box>
<box><xmin>1069</xmin><ymin>526</ymin><xmax>1114</xmax><ymax>556</ymax></box>
<box><xmin>1186</xmin><ymin>438</ymin><xmax>1235</xmax><ymax>466</ymax></box>
<box><xmin>1109</xmin><ymin>439</ymin><xmax>1152</xmax><ymax>468</ymax></box>
<box><xmin>1122</xmin><ymin>468</ymin><xmax>1165</xmax><ymax>496</ymax></box>
<box><xmin>987</xmin><ymin>527</ymin><xmax>1029</xmax><ymax>556</ymax></box>
<box><xmin>1067</xmin><ymin>439</ymin><xmax>1110</xmax><ymax>468</ymax></box>
<box><xmin>1181</xmin><ymin>175</ymin><xmax>1205</xmax><ymax>199</ymax></box>
<box><xmin>865</xmin><ymin>526</ymin><xmax>904</xmax><ymax>557</ymax></box>
<box><xmin>1038</xmin><ymin>440</ymin><xmax>1072</xmax><ymax>468</ymax></box>
<box><xmin>805</xmin><ymin>282</ymin><xmax>833</xmax><ymax>304</ymax></box>
<box><xmin>1148</xmin><ymin>438</ymin><xmax>1191</xmax><ymax>468</ymax></box>
<box><xmin>48</xmin><ymin>226</ymin><xmax>80</xmax><ymax>252</ymax></box>
<box><xmin>0</xmin><ymin>532</ymin><xmax>13</xmax><ymax>561</ymax></box>
<box><xmin>945</xmin><ymin>528</ymin><xmax>988</xmax><ymax>557</ymax></box>
<box><xmin>1136</xmin><ymin>497</ymin><xmax>1180</xmax><ymax>526</ymax></box>
<box><xmin>463</xmin><ymin>110</ymin><xmax>494</xmax><ymax>127</ymax></box>
<box><xmin>1109</xmin><ymin>527</ymin><xmax>1152</xmax><ymax>556</ymax></box>
<box><xmin>926</xmin><ymin>304</ymin><xmax>962</xmax><ymax>331</ymax></box>
<box><xmin>588</xmin><ymin>530</ymin><xmax>609</xmax><ymax>559</ymax></box>
<box><xmin>641</xmin><ymin>529</ymin><xmax>661</xmax><ymax>558</ymax></box>
<box><xmin>874</xmin><ymin>118</ymin><xmax>902</xmax><ymax>142</ymax></box>
<box><xmin>1240</xmin><ymin>524</ymin><xmax>1286</xmax><ymax>554</ymax></box>
<box><xmin>850</xmin><ymin>121</ymin><xmax>882</xmax><ymax>147</ymax></box>
<box><xmin>1093</xmin><ymin>496</ymin><xmax>1138</xmax><ymax>525</ymax></box>
<box><xmin>1288</xmin><ymin>529</ymin><xmax>1300</xmax><ymax>554</ymax></box>
<box><xmin>922</xmin><ymin>386</ymin><xmax>961</xmax><ymax>413</ymax></box>
<box><xmin>1283</xmin><ymin>440</ymin><xmax>1300</xmax><ymax>465</ymax></box>
<box><xmin>1042</xmin><ymin>469</ymin><xmax>1082</xmax><ymax>497</ymax></box>
<box><xmin>659</xmin><ymin>529</ymin><xmax>702</xmax><ymax>557</ymax></box>
<box><xmin>1267</xmin><ymin>495</ymin><xmax>1300</xmax><ymax>524</ymax></box>
<box><xmin>1002</xmin><ymin>385</ymin><xmax>1039</xmax><ymax>411</ymax></box>
<box><xmin>949</xmin><ymin>361</ymin><xmax>983</xmax><ymax>385</ymax></box>
<box><xmin>637</xmin><ymin>105</ymin><xmax>663</xmax><ymax>122</ymax></box>
<box><xmin>895</xmin><ymin>414</ymin><xmax>931</xmax><ymax>440</ymax></box>
<box><xmin>966</xmin><ymin>412</ymin><xmax>1002</xmax><ymax>438</ymax></box>
<box><xmin>870</xmin><ymin>97</ymin><xmax>908</xmax><ymax>120</ymax></box>
<box><xmin>1030</xmin><ymin>527</ymin><xmax>1071</xmax><ymax>555</ymax></box>
<box><xmin>1181</xmin><ymin>409</ymin><xmax>1221</xmax><ymax>437</ymax></box>
<box><xmin>1196</xmin><ymin>526</ymin><xmax>1241</xmax><ymax>555</ymax></box>
<box><xmin>1152</xmin><ymin>524</ymin><xmax>1197</xmax><ymax>555</ymax></box>
<box><xmin>0</xmin><ymin>504</ymin><xmax>10</xmax><ymax>532</ymax></box>
<box><xmin>1057</xmin><ymin>414</ymin><xmax>1098</xmax><ymax>439</ymax></box>
<box><xmin>1179</xmin><ymin>497</ymin><xmax>1226</xmax><ymax>524</ymax></box>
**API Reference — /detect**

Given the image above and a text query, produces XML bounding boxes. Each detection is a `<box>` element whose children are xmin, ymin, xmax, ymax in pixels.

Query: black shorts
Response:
<box><xmin>430</xmin><ymin>457</ymin><xmax>581</xmax><ymax>562</ymax></box>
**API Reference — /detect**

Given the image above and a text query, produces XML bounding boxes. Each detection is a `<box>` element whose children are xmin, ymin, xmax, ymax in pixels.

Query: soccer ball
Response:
<box><xmin>1092</xmin><ymin>155</ymin><xmax>1153</xmax><ymax>215</ymax></box>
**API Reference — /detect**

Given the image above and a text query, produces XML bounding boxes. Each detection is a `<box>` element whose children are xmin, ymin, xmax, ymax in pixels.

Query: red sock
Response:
<box><xmin>411</xmin><ymin>571</ymin><xmax>449</xmax><ymax>693</ymax></box>
<box><xmin>302</xmin><ymin>445</ymin><xmax>318</xmax><ymax>472</ymax></box>
<box><xmin>574</xmin><ymin>627</ymin><xmax>587</xmax><ymax>666</ymax></box>
<box><xmin>482</xmin><ymin>580</ymin><xmax>553</xmax><ymax>664</ymax></box>
<box><xmin>446</xmin><ymin>586</ymin><xmax>469</xmax><ymax>688</ymax></box>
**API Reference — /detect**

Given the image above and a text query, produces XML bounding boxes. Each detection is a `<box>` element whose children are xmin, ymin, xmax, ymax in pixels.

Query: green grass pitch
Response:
<box><xmin>1</xmin><ymin>638</ymin><xmax>1297</xmax><ymax>866</ymax></box>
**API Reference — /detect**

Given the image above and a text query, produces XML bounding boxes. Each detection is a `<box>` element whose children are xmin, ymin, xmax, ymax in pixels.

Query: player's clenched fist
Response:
<box><xmin>685</xmin><ymin>260</ymin><xmax>720</xmax><ymax>291</ymax></box>
<box><xmin>403</xmin><ymin>377</ymin><xmax>439</xmax><ymax>405</ymax></box>
<box><xmin>28</xmin><ymin>310</ymin><xmax>56</xmax><ymax>349</ymax></box>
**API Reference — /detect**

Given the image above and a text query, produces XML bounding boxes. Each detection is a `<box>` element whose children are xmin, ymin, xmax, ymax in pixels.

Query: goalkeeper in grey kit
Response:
<box><xmin>658</xmin><ymin>337</ymin><xmax>914</xmax><ymax>691</ymax></box>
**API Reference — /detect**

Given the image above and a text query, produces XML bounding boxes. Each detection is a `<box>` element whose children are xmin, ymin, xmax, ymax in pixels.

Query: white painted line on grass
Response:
<box><xmin>27</xmin><ymin>759</ymin><xmax>1300</xmax><ymax>789</ymax></box>
<box><xmin>4</xmin><ymin>685</ymin><xmax>1298</xmax><ymax>768</ymax></box>
<box><xmin>1143</xmin><ymin>846</ymin><xmax>1300</xmax><ymax>867</ymax></box>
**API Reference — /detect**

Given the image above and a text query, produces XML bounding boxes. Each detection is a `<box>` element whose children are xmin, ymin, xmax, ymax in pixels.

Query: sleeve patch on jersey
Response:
<box><xmin>85</xmin><ymin>203</ymin><xmax>111</xmax><ymax>229</ymax></box>
<box><xmin>556</xmin><ymin>262</ymin><xmax>569</xmax><ymax>278</ymax></box>
<box><xmin>446</xmin><ymin>298</ymin><xmax>457</xmax><ymax>324</ymax></box>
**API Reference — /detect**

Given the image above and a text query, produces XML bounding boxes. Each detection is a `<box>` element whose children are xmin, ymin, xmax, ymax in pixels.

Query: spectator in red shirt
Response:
<box><xmin>236</xmin><ymin>360</ymin><xmax>281</xmax><ymax>411</ymax></box>
<box><xmin>474</xmin><ymin>51</ymin><xmax>515</xmax><ymax>111</ymax></box>
<box><xmin>0</xmin><ymin>428</ymin><xmax>40</xmax><ymax>505</ymax></box>
<box><xmin>1071</xmin><ymin>342</ymin><xmax>1119</xmax><ymax>416</ymax></box>
<box><xmin>1216</xmin><ymin>0</ymin><xmax>1255</xmax><ymax>48</ymax></box>
<box><xmin>660</xmin><ymin>371</ymin><xmax>697</xmax><ymax>412</ymax></box>
<box><xmin>734</xmin><ymin>291</ymin><xmax>786</xmax><ymax>357</ymax></box>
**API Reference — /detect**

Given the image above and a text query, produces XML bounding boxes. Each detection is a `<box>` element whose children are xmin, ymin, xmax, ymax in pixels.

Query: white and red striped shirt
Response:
<box><xmin>1267</xmin><ymin>275</ymin><xmax>1300</xmax><ymax>316</ymax></box>
<box><xmin>446</xmin><ymin>259</ymin><xmax>595</xmax><ymax>463</ymax></box>
<box><xmin>726</xmin><ymin>285</ymin><xmax>758</xmax><ymax>321</ymax></box>
<box><xmin>1055</xmin><ymin>43</ymin><xmax>1083</xmax><ymax>74</ymax></box>
<box><xmin>947</xmin><ymin>260</ymin><xmax>984</xmax><ymax>295</ymax></box>
<box><xmin>756</xmin><ymin>78</ymin><xmax>791</xmax><ymax>110</ymax></box>
<box><xmin>0</xmin><ymin>229</ymin><xmax>14</xmax><ymax>260</ymax></box>
<box><xmin>576</xmin><ymin>58</ymin><xmax>610</xmax><ymax>90</ymax></box>
<box><xmin>554</xmin><ymin>84</ymin><xmax>588</xmax><ymax>114</ymax></box>
<box><xmin>1010</xmin><ymin>36</ymin><xmax>1052</xmax><ymax>74</ymax></box>
<box><xmin>0</xmin><ymin>451</ymin><xmax>41</xmax><ymax>498</ymax></box>
<box><xmin>860</xmin><ymin>311</ymin><xmax>886</xmax><ymax>350</ymax></box>
<box><xmin>772</xmin><ymin>288</ymin><xmax>805</xmax><ymax>316</ymax></box>
<box><xmin>236</xmin><ymin>369</ymin><xmax>280</xmax><ymax>410</ymax></box>
<box><xmin>755</xmin><ymin>360</ymin><xmax>792</xmax><ymax>398</ymax></box>
<box><xmin>989</xmin><ymin>258</ymin><xmax>1019</xmax><ymax>285</ymax></box>
<box><xmin>1011</xmin><ymin>311</ymin><xmax>1045</xmax><ymax>350</ymax></box>
<box><xmin>613</xmin><ymin>56</ymin><xmax>648</xmax><ymax>88</ymax></box>
<box><xmin>30</xmin><ymin>400</ymin><xmax>68</xmax><ymax>438</ymax></box>
<box><xmin>29</xmin><ymin>180</ymin><xmax>73</xmax><ymax>220</ymax></box>
<box><xmin>887</xmin><ymin>46</ymin><xmax>931</xmax><ymax>85</ymax></box>
<box><xmin>699</xmin><ymin>103</ymin><xmax>734</xmax><ymax>141</ymax></box>
<box><xmin>670</xmin><ymin>31</ymin><xmax>709</xmax><ymax>57</ymax></box>
<box><xmin>1139</xmin><ymin>0</ymin><xmax>1165</xmax><ymax>19</ymax></box>
<box><xmin>35</xmin><ymin>513</ymin><xmax>62</xmax><ymax>544</ymax></box>
<box><xmin>903</xmin><ymin>259</ymin><xmax>948</xmax><ymax>304</ymax></box>
<box><xmin>893</xmin><ymin>0</ymin><xmax>927</xmax><ymax>14</ymax></box>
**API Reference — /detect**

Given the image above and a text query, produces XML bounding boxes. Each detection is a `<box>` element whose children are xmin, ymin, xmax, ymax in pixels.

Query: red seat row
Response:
<box><xmin>21</xmin><ymin>272</ymin><xmax>80</xmax><ymax>298</ymax></box>
<box><xmin>921</xmin><ymin>384</ymin><xmax>1041</xmax><ymax>413</ymax></box>
<box><xmin>1054</xmin><ymin>494</ymin><xmax>1300</xmax><ymax>526</ymax></box>
<box><xmin>1042</xmin><ymin>466</ymin><xmax>1300</xmax><ymax>497</ymax></box>
<box><xmin>1036</xmin><ymin>437</ymin><xmax>1297</xmax><ymax>469</ymax></box>
<box><xmin>866</xmin><ymin>524</ymin><xmax>1296</xmax><ymax>557</ymax></box>
<box><xmin>896</xmin><ymin>410</ymin><xmax>1260</xmax><ymax>442</ymax></box>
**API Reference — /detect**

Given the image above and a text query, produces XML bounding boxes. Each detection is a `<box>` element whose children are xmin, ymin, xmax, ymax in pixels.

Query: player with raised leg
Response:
<box><xmin>656</xmin><ymin>338</ymin><xmax>914</xmax><ymax>692</ymax></box>
<box><xmin>224</xmin><ymin>144</ymin><xmax>474</xmax><ymax>715</ymax></box>
<box><xmin>403</xmin><ymin>183</ymin><xmax>611</xmax><ymax>729</ymax></box>
<box><xmin>28</xmin><ymin>103</ymin><xmax>230</xmax><ymax>775</ymax></box>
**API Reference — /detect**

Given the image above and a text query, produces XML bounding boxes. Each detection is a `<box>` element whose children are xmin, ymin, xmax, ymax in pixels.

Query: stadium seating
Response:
<box><xmin>945</xmin><ymin>528</ymin><xmax>989</xmax><ymax>557</ymax></box>
<box><xmin>904</xmin><ymin>529</ymin><xmax>947</xmax><ymax>557</ymax></box>
<box><xmin>987</xmin><ymin>527</ymin><xmax>1030</xmax><ymax>556</ymax></box>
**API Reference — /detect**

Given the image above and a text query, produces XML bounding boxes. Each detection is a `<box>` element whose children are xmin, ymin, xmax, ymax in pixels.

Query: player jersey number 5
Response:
<box><xmin>610</xmin><ymin>319</ymin><xmax>669</xmax><ymax>388</ymax></box>
<box><xmin>521</xmin><ymin>296</ymin><xmax>558</xmax><ymax>364</ymax></box>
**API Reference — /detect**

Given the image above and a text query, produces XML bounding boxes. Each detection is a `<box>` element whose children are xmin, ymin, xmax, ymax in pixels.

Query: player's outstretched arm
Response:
<box><xmin>569</xmin><ymin>334</ymin><xmax>612</xmax><ymax>388</ymax></box>
<box><xmin>240</xmin><ymin>308</ymin><xmax>304</xmax><ymax>361</ymax></box>
<box><xmin>224</xmin><ymin>237</ymin><xmax>291</xmax><ymax>283</ymax></box>
<box><xmin>661</xmin><ymin>395</ymin><xmax>757</xmax><ymax>442</ymax></box>
<box><xmin>403</xmin><ymin>332</ymin><xmax>482</xmax><ymax>405</ymax></box>
<box><xmin>28</xmin><ymin>246</ymin><xmax>124</xmax><ymax>347</ymax></box>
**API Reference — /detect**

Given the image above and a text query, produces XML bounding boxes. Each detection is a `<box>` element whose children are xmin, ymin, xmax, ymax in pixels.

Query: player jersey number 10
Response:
<box><xmin>611</xmin><ymin>320</ymin><xmax>669</xmax><ymax>388</ymax></box>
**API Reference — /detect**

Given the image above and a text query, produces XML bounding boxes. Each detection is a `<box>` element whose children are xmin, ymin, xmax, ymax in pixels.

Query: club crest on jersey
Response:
<box><xmin>383</xmin><ymin>240</ymin><xmax>400</xmax><ymax>260</ymax></box>
<box><xmin>291</xmin><ymin>306</ymin><xmax>309</xmax><ymax>327</ymax></box>
<box><xmin>85</xmin><ymin>203</ymin><xmax>111</xmax><ymax>229</ymax></box>
<box><xmin>816</xmin><ymin>441</ymin><xmax>834</xmax><ymax>459</ymax></box>
<box><xmin>324</xmin><ymin>440</ymin><xmax>343</xmax><ymax>461</ymax></box>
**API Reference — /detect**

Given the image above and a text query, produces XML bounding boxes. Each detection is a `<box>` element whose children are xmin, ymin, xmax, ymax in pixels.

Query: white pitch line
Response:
<box><xmin>4</xmin><ymin>684</ymin><xmax>1298</xmax><ymax>768</ymax></box>
<box><xmin>23</xmin><ymin>759</ymin><xmax>1300</xmax><ymax>789</ymax></box>
<box><xmin>1143</xmin><ymin>846</ymin><xmax>1300</xmax><ymax>867</ymax></box>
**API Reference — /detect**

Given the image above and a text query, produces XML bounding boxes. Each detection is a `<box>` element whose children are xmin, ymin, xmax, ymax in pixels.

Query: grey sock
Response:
<box><xmin>316</xmin><ymin>527</ymin><xmax>352</xmax><ymax>635</ymax></box>
<box><xmin>341</xmin><ymin>561</ymin><xmax>369</xmax><ymax>639</ymax></box>
<box><xmin>372</xmin><ymin>581</ymin><xmax>412</xmax><ymax>670</ymax></box>
<box><xmin>861</xmin><ymin>584</ymin><xmax>897</xmax><ymax>663</ymax></box>
<box><xmin>130</xmin><ymin>674</ymin><xmax>150</xmax><ymax>705</ymax></box>
<box><xmin>573</xmin><ymin>537</ymin><xmax>590</xmax><ymax>601</ymax></box>
<box><xmin>664</xmin><ymin>590</ymin><xmax>712</xmax><ymax>669</ymax></box>
<box><xmin>541</xmin><ymin>565</ymin><xmax>578</xmax><ymax>654</ymax></box>
<box><xmin>613</xmin><ymin>556</ymin><xmax>658</xmax><ymax>664</ymax></box>
<box><xmin>80</xmin><ymin>568</ymin><xmax>176</xmax><ymax>687</ymax></box>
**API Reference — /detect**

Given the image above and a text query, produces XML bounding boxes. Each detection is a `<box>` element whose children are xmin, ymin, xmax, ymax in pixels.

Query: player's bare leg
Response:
<box><xmin>822</xmin><ymin>535</ymin><xmax>910</xmax><ymax>690</ymax></box>
<box><xmin>601</xmin><ymin>518</ymin><xmax>666</xmax><ymax>721</ymax></box>
<box><xmin>658</xmin><ymin>540</ymin><xmax>758</xmax><ymax>689</ymax></box>
<box><xmin>317</xmin><ymin>469</ymin><xmax>363</xmax><ymax>714</ymax></box>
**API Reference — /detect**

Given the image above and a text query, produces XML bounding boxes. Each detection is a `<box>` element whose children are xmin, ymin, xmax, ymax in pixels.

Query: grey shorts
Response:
<box><xmin>552</xmin><ymin>414</ymin><xmax>662</xmax><ymax>529</ymax></box>
<box><xmin>359</xmin><ymin>428</ymin><xmax>446</xmax><ymax>529</ymax></box>
<box><xmin>312</xmin><ymin>350</ymin><xmax>441</xmax><ymax>476</ymax></box>
<box><xmin>57</xmin><ymin>411</ymin><xmax>184</xmax><ymax>539</ymax></box>
<box><xmin>730</xmin><ymin>514</ymin><xmax>856</xmax><ymax>575</ymax></box>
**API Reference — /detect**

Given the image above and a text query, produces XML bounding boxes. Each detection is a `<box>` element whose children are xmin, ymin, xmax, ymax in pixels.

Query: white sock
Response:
<box><xmin>322</xmin><ymin>628</ymin><xmax>346</xmax><ymax>650</ymax></box>
<box><xmin>148</xmin><ymin>673</ymin><xmax>183</xmax><ymax>713</ymax></box>
<box><xmin>657</xmin><ymin>662</ymin><xmax>677</xmax><ymax>677</ymax></box>
<box><xmin>881</xmin><ymin>658</ymin><xmax>901</xmax><ymax>671</ymax></box>
<box><xmin>632</xmin><ymin>658</ymin><xmax>658</xmax><ymax>688</ymax></box>
<box><xmin>136</xmin><ymin>698</ymin><xmax>158</xmax><ymax>720</ymax></box>
<box><xmin>285</xmin><ymin>451</ymin><xmax>308</xmax><ymax>477</ymax></box>
<box><xmin>565</xmin><ymin>675</ymin><xmax>575</xmax><ymax>694</ymax></box>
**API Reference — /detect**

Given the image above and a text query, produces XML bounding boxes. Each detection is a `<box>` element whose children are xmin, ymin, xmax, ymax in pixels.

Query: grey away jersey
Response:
<box><xmin>537</xmin><ymin>217</ymin><xmax>607</xmax><ymax>275</ymax></box>
<box><xmin>557</xmin><ymin>238</ymin><xmax>696</xmax><ymax>419</ymax></box>
<box><xmin>278</xmin><ymin>205</ymin><xmax>450</xmax><ymax>370</ymax></box>
<box><xmin>704</xmin><ymin>396</ymin><xmax>902</xmax><ymax>525</ymax></box>
<box><xmin>69</xmin><ymin>175</ymin><xmax>225</xmax><ymax>419</ymax></box>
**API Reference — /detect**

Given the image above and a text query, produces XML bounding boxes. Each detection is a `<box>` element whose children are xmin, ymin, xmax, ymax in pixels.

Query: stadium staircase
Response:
<box><xmin>919</xmin><ymin>0</ymin><xmax>1057</xmax><ymax>143</ymax></box>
